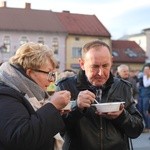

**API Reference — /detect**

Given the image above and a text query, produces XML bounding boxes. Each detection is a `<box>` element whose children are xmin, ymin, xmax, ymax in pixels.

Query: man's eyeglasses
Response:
<box><xmin>32</xmin><ymin>69</ymin><xmax>56</xmax><ymax>81</ymax></box>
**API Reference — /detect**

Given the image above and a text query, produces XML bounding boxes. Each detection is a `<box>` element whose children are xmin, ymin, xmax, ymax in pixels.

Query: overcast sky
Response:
<box><xmin>3</xmin><ymin>0</ymin><xmax>150</xmax><ymax>39</ymax></box>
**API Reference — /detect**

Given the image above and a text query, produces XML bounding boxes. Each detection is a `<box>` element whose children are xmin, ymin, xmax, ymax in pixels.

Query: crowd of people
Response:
<box><xmin>0</xmin><ymin>40</ymin><xmax>146</xmax><ymax>150</ymax></box>
<box><xmin>138</xmin><ymin>64</ymin><xmax>150</xmax><ymax>132</ymax></box>
<box><xmin>115</xmin><ymin>63</ymin><xmax>150</xmax><ymax>133</ymax></box>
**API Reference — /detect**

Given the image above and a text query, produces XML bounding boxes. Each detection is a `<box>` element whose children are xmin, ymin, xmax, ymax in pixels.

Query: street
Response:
<box><xmin>132</xmin><ymin>132</ymin><xmax>150</xmax><ymax>150</ymax></box>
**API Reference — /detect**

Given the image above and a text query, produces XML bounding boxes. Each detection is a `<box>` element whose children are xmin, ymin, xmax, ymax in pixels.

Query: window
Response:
<box><xmin>38</xmin><ymin>37</ymin><xmax>44</xmax><ymax>44</ymax></box>
<box><xmin>138</xmin><ymin>40</ymin><xmax>141</xmax><ymax>45</ymax></box>
<box><xmin>0</xmin><ymin>44</ymin><xmax>7</xmax><ymax>53</ymax></box>
<box><xmin>75</xmin><ymin>37</ymin><xmax>80</xmax><ymax>41</ymax></box>
<box><xmin>52</xmin><ymin>37</ymin><xmax>59</xmax><ymax>54</ymax></box>
<box><xmin>72</xmin><ymin>47</ymin><xmax>82</xmax><ymax>58</ymax></box>
<box><xmin>20</xmin><ymin>36</ymin><xmax>28</xmax><ymax>45</ymax></box>
<box><xmin>2</xmin><ymin>36</ymin><xmax>10</xmax><ymax>53</ymax></box>
<box><xmin>112</xmin><ymin>51</ymin><xmax>119</xmax><ymax>57</ymax></box>
<box><xmin>125</xmin><ymin>48</ymin><xmax>138</xmax><ymax>57</ymax></box>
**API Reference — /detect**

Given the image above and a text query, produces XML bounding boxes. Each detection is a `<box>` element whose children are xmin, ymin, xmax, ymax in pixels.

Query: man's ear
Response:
<box><xmin>111</xmin><ymin>56</ymin><xmax>113</xmax><ymax>67</ymax></box>
<box><xmin>79</xmin><ymin>58</ymin><xmax>85</xmax><ymax>70</ymax></box>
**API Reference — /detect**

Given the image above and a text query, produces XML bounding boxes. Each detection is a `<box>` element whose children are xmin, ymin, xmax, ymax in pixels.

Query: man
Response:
<box><xmin>56</xmin><ymin>40</ymin><xmax>143</xmax><ymax>150</ymax></box>
<box><xmin>117</xmin><ymin>64</ymin><xmax>139</xmax><ymax>102</ymax></box>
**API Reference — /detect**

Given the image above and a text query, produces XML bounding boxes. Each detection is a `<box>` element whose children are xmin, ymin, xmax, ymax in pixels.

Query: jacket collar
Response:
<box><xmin>76</xmin><ymin>69</ymin><xmax>114</xmax><ymax>92</ymax></box>
<box><xmin>10</xmin><ymin>64</ymin><xmax>35</xmax><ymax>82</ymax></box>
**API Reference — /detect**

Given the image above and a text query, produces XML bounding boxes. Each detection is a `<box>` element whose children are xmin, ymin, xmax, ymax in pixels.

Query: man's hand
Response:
<box><xmin>96</xmin><ymin>103</ymin><xmax>125</xmax><ymax>119</ymax></box>
<box><xmin>77</xmin><ymin>90</ymin><xmax>95</xmax><ymax>109</ymax></box>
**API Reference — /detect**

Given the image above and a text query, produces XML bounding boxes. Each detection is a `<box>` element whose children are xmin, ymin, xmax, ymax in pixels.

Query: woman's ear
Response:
<box><xmin>26</xmin><ymin>68</ymin><xmax>32</xmax><ymax>77</ymax></box>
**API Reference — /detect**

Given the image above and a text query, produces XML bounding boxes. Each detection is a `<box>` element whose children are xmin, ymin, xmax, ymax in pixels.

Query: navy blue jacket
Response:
<box><xmin>0</xmin><ymin>83</ymin><xmax>65</xmax><ymax>150</ymax></box>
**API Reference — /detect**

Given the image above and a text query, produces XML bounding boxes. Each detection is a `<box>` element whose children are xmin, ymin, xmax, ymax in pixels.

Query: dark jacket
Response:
<box><xmin>0</xmin><ymin>83</ymin><xmax>65</xmax><ymax>150</ymax></box>
<box><xmin>116</xmin><ymin>75</ymin><xmax>139</xmax><ymax>100</ymax></box>
<box><xmin>56</xmin><ymin>70</ymin><xmax>143</xmax><ymax>150</ymax></box>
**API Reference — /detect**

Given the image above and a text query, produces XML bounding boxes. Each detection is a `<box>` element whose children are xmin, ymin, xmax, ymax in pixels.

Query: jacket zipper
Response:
<box><xmin>100</xmin><ymin>117</ymin><xmax>103</xmax><ymax>150</ymax></box>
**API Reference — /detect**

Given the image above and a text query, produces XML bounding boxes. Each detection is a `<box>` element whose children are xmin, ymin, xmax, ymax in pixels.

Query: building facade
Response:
<box><xmin>0</xmin><ymin>2</ymin><xmax>67</xmax><ymax>71</ymax></box>
<box><xmin>0</xmin><ymin>1</ymin><xmax>146</xmax><ymax>74</ymax></box>
<box><xmin>123</xmin><ymin>28</ymin><xmax>150</xmax><ymax>63</ymax></box>
<box><xmin>0</xmin><ymin>2</ymin><xmax>111</xmax><ymax>72</ymax></box>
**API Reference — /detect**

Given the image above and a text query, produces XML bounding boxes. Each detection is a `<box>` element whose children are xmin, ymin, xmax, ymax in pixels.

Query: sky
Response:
<box><xmin>2</xmin><ymin>0</ymin><xmax>150</xmax><ymax>39</ymax></box>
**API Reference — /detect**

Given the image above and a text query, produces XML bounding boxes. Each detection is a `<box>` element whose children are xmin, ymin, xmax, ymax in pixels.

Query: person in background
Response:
<box><xmin>47</xmin><ymin>69</ymin><xmax>76</xmax><ymax>96</ymax></box>
<box><xmin>57</xmin><ymin>69</ymin><xmax>76</xmax><ymax>80</ymax></box>
<box><xmin>0</xmin><ymin>42</ymin><xmax>71</xmax><ymax>150</ymax></box>
<box><xmin>138</xmin><ymin>64</ymin><xmax>150</xmax><ymax>132</ymax></box>
<box><xmin>129</xmin><ymin>70</ymin><xmax>139</xmax><ymax>84</ymax></box>
<box><xmin>116</xmin><ymin>64</ymin><xmax>139</xmax><ymax>103</ymax></box>
<box><xmin>56</xmin><ymin>40</ymin><xmax>144</xmax><ymax>150</ymax></box>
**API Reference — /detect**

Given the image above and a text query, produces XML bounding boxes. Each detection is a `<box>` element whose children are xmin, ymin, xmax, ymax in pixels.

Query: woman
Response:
<box><xmin>0</xmin><ymin>42</ymin><xmax>71</xmax><ymax>150</ymax></box>
<box><xmin>139</xmin><ymin>64</ymin><xmax>150</xmax><ymax>132</ymax></box>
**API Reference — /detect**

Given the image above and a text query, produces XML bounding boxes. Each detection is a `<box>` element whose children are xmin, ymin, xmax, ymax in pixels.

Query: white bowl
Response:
<box><xmin>62</xmin><ymin>101</ymin><xmax>74</xmax><ymax>110</ymax></box>
<box><xmin>91</xmin><ymin>102</ymin><xmax>125</xmax><ymax>113</ymax></box>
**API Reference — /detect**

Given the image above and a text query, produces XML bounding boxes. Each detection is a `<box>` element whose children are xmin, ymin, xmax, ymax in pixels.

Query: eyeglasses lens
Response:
<box><xmin>48</xmin><ymin>72</ymin><xmax>56</xmax><ymax>81</ymax></box>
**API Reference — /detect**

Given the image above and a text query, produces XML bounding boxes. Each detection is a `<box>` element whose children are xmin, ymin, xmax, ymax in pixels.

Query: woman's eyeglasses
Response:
<box><xmin>32</xmin><ymin>69</ymin><xmax>56</xmax><ymax>81</ymax></box>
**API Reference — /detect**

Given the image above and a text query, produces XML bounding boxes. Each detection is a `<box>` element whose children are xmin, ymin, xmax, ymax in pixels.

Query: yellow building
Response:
<box><xmin>56</xmin><ymin>12</ymin><xmax>111</xmax><ymax>72</ymax></box>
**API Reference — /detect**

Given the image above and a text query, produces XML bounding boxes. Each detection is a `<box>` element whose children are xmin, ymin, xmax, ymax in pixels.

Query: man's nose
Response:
<box><xmin>98</xmin><ymin>68</ymin><xmax>103</xmax><ymax>76</ymax></box>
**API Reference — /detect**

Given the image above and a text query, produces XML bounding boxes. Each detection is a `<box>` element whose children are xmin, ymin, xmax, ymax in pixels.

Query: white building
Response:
<box><xmin>122</xmin><ymin>28</ymin><xmax>150</xmax><ymax>62</ymax></box>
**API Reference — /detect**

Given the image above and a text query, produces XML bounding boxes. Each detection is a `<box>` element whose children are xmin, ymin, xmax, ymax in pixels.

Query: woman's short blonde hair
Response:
<box><xmin>9</xmin><ymin>42</ymin><xmax>57</xmax><ymax>70</ymax></box>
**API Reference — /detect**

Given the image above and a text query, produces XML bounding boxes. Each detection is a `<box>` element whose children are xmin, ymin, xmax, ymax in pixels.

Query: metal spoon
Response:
<box><xmin>94</xmin><ymin>99</ymin><xmax>99</xmax><ymax>104</ymax></box>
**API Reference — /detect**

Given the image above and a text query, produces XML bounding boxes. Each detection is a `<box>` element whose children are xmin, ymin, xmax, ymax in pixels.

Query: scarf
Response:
<box><xmin>0</xmin><ymin>62</ymin><xmax>64</xmax><ymax>150</ymax></box>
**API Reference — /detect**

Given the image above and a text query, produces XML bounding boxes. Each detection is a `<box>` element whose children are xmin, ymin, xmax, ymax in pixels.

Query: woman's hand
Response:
<box><xmin>50</xmin><ymin>90</ymin><xmax>71</xmax><ymax>110</ymax></box>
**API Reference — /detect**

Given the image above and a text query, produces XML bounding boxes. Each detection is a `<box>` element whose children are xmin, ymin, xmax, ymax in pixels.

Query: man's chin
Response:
<box><xmin>93</xmin><ymin>82</ymin><xmax>104</xmax><ymax>87</ymax></box>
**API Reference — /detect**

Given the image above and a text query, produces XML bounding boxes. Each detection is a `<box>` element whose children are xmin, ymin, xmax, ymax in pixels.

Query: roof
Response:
<box><xmin>56</xmin><ymin>11</ymin><xmax>111</xmax><ymax>37</ymax></box>
<box><xmin>112</xmin><ymin>40</ymin><xmax>146</xmax><ymax>63</ymax></box>
<box><xmin>0</xmin><ymin>3</ymin><xmax>111</xmax><ymax>37</ymax></box>
<box><xmin>0</xmin><ymin>7</ymin><xmax>65</xmax><ymax>32</ymax></box>
<box><xmin>143</xmin><ymin>28</ymin><xmax>150</xmax><ymax>31</ymax></box>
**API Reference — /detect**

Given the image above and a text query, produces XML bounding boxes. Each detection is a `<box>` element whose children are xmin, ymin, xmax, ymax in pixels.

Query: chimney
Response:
<box><xmin>25</xmin><ymin>3</ymin><xmax>31</xmax><ymax>9</ymax></box>
<box><xmin>63</xmin><ymin>10</ymin><xmax>70</xmax><ymax>13</ymax></box>
<box><xmin>0</xmin><ymin>1</ymin><xmax>6</xmax><ymax>8</ymax></box>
